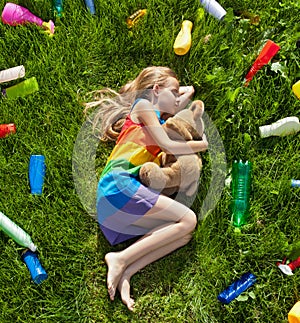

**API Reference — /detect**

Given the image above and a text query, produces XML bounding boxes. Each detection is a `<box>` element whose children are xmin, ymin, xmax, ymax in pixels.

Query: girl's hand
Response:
<box><xmin>177</xmin><ymin>86</ymin><xmax>195</xmax><ymax>112</ymax></box>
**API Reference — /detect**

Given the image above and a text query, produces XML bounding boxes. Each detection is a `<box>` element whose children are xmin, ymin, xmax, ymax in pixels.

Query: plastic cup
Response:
<box><xmin>29</xmin><ymin>155</ymin><xmax>46</xmax><ymax>195</ymax></box>
<box><xmin>21</xmin><ymin>249</ymin><xmax>48</xmax><ymax>284</ymax></box>
<box><xmin>200</xmin><ymin>0</ymin><xmax>227</xmax><ymax>20</ymax></box>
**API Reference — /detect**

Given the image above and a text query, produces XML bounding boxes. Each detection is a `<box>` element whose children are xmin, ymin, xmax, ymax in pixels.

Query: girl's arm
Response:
<box><xmin>176</xmin><ymin>86</ymin><xmax>195</xmax><ymax>112</ymax></box>
<box><xmin>133</xmin><ymin>100</ymin><xmax>208</xmax><ymax>155</ymax></box>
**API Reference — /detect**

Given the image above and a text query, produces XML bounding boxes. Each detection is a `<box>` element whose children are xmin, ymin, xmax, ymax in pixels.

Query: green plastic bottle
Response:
<box><xmin>231</xmin><ymin>160</ymin><xmax>252</xmax><ymax>227</ymax></box>
<box><xmin>3</xmin><ymin>77</ymin><xmax>39</xmax><ymax>99</ymax></box>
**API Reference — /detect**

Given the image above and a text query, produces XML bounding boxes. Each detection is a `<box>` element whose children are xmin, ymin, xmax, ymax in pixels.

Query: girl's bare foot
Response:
<box><xmin>104</xmin><ymin>252</ymin><xmax>126</xmax><ymax>301</ymax></box>
<box><xmin>118</xmin><ymin>274</ymin><xmax>135</xmax><ymax>311</ymax></box>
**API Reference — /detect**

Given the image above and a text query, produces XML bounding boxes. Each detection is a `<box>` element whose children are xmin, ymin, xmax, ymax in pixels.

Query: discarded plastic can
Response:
<box><xmin>217</xmin><ymin>272</ymin><xmax>257</xmax><ymax>304</ymax></box>
<box><xmin>21</xmin><ymin>249</ymin><xmax>48</xmax><ymax>284</ymax></box>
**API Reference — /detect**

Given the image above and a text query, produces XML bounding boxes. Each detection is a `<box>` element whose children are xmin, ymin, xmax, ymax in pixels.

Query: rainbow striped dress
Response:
<box><xmin>97</xmin><ymin>99</ymin><xmax>164</xmax><ymax>245</ymax></box>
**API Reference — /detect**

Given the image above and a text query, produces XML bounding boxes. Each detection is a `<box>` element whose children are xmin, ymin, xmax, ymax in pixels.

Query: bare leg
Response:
<box><xmin>105</xmin><ymin>194</ymin><xmax>197</xmax><ymax>301</ymax></box>
<box><xmin>118</xmin><ymin>234</ymin><xmax>192</xmax><ymax>311</ymax></box>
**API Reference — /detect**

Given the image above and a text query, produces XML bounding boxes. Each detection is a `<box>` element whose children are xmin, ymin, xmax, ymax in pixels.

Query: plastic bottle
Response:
<box><xmin>29</xmin><ymin>155</ymin><xmax>46</xmax><ymax>195</ymax></box>
<box><xmin>0</xmin><ymin>123</ymin><xmax>16</xmax><ymax>138</ymax></box>
<box><xmin>21</xmin><ymin>249</ymin><xmax>48</xmax><ymax>284</ymax></box>
<box><xmin>259</xmin><ymin>117</ymin><xmax>300</xmax><ymax>138</ymax></box>
<box><xmin>291</xmin><ymin>180</ymin><xmax>300</xmax><ymax>187</ymax></box>
<box><xmin>1</xmin><ymin>2</ymin><xmax>55</xmax><ymax>35</ymax></box>
<box><xmin>288</xmin><ymin>301</ymin><xmax>300</xmax><ymax>323</ymax></box>
<box><xmin>0</xmin><ymin>211</ymin><xmax>37</xmax><ymax>251</ymax></box>
<box><xmin>217</xmin><ymin>272</ymin><xmax>257</xmax><ymax>304</ymax></box>
<box><xmin>126</xmin><ymin>9</ymin><xmax>147</xmax><ymax>28</ymax></box>
<box><xmin>278</xmin><ymin>256</ymin><xmax>300</xmax><ymax>276</ymax></box>
<box><xmin>244</xmin><ymin>40</ymin><xmax>280</xmax><ymax>86</ymax></box>
<box><xmin>173</xmin><ymin>20</ymin><xmax>193</xmax><ymax>56</ymax></box>
<box><xmin>84</xmin><ymin>0</ymin><xmax>96</xmax><ymax>15</ymax></box>
<box><xmin>200</xmin><ymin>0</ymin><xmax>226</xmax><ymax>20</ymax></box>
<box><xmin>231</xmin><ymin>160</ymin><xmax>252</xmax><ymax>227</ymax></box>
<box><xmin>2</xmin><ymin>77</ymin><xmax>39</xmax><ymax>99</ymax></box>
<box><xmin>0</xmin><ymin>65</ymin><xmax>25</xmax><ymax>84</ymax></box>
<box><xmin>53</xmin><ymin>0</ymin><xmax>64</xmax><ymax>18</ymax></box>
<box><xmin>292</xmin><ymin>80</ymin><xmax>300</xmax><ymax>100</ymax></box>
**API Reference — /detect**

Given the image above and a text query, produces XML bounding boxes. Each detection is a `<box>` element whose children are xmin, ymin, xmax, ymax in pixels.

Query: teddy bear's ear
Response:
<box><xmin>190</xmin><ymin>100</ymin><xmax>204</xmax><ymax>119</ymax></box>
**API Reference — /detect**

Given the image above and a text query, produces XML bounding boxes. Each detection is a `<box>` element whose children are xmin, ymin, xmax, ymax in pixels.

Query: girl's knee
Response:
<box><xmin>181</xmin><ymin>209</ymin><xmax>197</xmax><ymax>232</ymax></box>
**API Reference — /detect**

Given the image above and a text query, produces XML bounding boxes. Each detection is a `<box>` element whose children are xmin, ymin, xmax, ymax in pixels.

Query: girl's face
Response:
<box><xmin>154</xmin><ymin>77</ymin><xmax>180</xmax><ymax>115</ymax></box>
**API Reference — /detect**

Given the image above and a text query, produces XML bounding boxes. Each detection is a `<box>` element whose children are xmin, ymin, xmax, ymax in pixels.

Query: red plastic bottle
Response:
<box><xmin>244</xmin><ymin>40</ymin><xmax>280</xmax><ymax>86</ymax></box>
<box><xmin>0</xmin><ymin>123</ymin><xmax>16</xmax><ymax>138</ymax></box>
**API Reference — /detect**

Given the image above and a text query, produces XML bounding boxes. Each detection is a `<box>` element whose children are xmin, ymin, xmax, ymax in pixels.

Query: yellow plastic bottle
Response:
<box><xmin>292</xmin><ymin>80</ymin><xmax>300</xmax><ymax>100</ymax></box>
<box><xmin>173</xmin><ymin>20</ymin><xmax>193</xmax><ymax>56</ymax></box>
<box><xmin>289</xmin><ymin>301</ymin><xmax>300</xmax><ymax>323</ymax></box>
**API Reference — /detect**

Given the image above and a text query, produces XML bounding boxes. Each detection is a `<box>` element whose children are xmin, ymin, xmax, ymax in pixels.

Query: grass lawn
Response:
<box><xmin>0</xmin><ymin>0</ymin><xmax>300</xmax><ymax>322</ymax></box>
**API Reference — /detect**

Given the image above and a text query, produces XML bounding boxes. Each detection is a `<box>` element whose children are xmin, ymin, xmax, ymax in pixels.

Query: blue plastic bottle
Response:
<box><xmin>21</xmin><ymin>249</ymin><xmax>48</xmax><ymax>284</ymax></box>
<box><xmin>217</xmin><ymin>272</ymin><xmax>257</xmax><ymax>304</ymax></box>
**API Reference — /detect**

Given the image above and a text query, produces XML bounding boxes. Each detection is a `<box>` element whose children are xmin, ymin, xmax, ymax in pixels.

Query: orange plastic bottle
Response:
<box><xmin>173</xmin><ymin>20</ymin><xmax>193</xmax><ymax>56</ymax></box>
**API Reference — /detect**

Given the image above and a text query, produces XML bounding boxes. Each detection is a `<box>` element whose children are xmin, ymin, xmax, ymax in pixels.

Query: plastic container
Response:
<box><xmin>244</xmin><ymin>40</ymin><xmax>280</xmax><ymax>85</ymax></box>
<box><xmin>84</xmin><ymin>0</ymin><xmax>96</xmax><ymax>15</ymax></box>
<box><xmin>2</xmin><ymin>77</ymin><xmax>39</xmax><ymax>99</ymax></box>
<box><xmin>0</xmin><ymin>123</ymin><xmax>16</xmax><ymax>138</ymax></box>
<box><xmin>291</xmin><ymin>180</ymin><xmax>300</xmax><ymax>187</ymax></box>
<box><xmin>292</xmin><ymin>80</ymin><xmax>300</xmax><ymax>100</ymax></box>
<box><xmin>0</xmin><ymin>65</ymin><xmax>25</xmax><ymax>84</ymax></box>
<box><xmin>289</xmin><ymin>301</ymin><xmax>300</xmax><ymax>323</ymax></box>
<box><xmin>29</xmin><ymin>155</ymin><xmax>46</xmax><ymax>195</ymax></box>
<box><xmin>217</xmin><ymin>272</ymin><xmax>257</xmax><ymax>304</ymax></box>
<box><xmin>21</xmin><ymin>249</ymin><xmax>48</xmax><ymax>284</ymax></box>
<box><xmin>259</xmin><ymin>117</ymin><xmax>300</xmax><ymax>138</ymax></box>
<box><xmin>126</xmin><ymin>9</ymin><xmax>147</xmax><ymax>28</ymax></box>
<box><xmin>231</xmin><ymin>160</ymin><xmax>252</xmax><ymax>227</ymax></box>
<box><xmin>0</xmin><ymin>211</ymin><xmax>37</xmax><ymax>251</ymax></box>
<box><xmin>53</xmin><ymin>0</ymin><xmax>63</xmax><ymax>17</ymax></box>
<box><xmin>173</xmin><ymin>20</ymin><xmax>193</xmax><ymax>56</ymax></box>
<box><xmin>200</xmin><ymin>0</ymin><xmax>226</xmax><ymax>20</ymax></box>
<box><xmin>1</xmin><ymin>2</ymin><xmax>55</xmax><ymax>35</ymax></box>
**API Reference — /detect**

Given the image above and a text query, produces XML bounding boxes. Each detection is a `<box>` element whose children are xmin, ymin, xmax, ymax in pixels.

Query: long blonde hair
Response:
<box><xmin>83</xmin><ymin>66</ymin><xmax>178</xmax><ymax>141</ymax></box>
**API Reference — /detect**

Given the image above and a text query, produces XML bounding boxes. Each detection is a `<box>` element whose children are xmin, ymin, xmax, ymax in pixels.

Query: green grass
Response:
<box><xmin>0</xmin><ymin>0</ymin><xmax>300</xmax><ymax>322</ymax></box>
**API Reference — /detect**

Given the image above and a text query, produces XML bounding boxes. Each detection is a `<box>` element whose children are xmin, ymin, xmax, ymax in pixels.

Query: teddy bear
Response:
<box><xmin>139</xmin><ymin>100</ymin><xmax>205</xmax><ymax>197</ymax></box>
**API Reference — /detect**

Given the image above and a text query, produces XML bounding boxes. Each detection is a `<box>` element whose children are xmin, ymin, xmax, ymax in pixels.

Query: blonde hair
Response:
<box><xmin>83</xmin><ymin>66</ymin><xmax>178</xmax><ymax>141</ymax></box>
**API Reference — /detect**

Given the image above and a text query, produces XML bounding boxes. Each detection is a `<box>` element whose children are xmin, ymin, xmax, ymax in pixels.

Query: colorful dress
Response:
<box><xmin>97</xmin><ymin>99</ymin><xmax>165</xmax><ymax>245</ymax></box>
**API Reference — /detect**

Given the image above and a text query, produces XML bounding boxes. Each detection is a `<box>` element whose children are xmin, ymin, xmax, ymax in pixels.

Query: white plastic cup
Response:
<box><xmin>200</xmin><ymin>0</ymin><xmax>227</xmax><ymax>20</ymax></box>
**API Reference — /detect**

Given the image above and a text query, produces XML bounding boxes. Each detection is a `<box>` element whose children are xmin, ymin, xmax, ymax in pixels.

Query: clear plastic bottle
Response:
<box><xmin>217</xmin><ymin>272</ymin><xmax>257</xmax><ymax>304</ymax></box>
<box><xmin>231</xmin><ymin>160</ymin><xmax>252</xmax><ymax>227</ymax></box>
